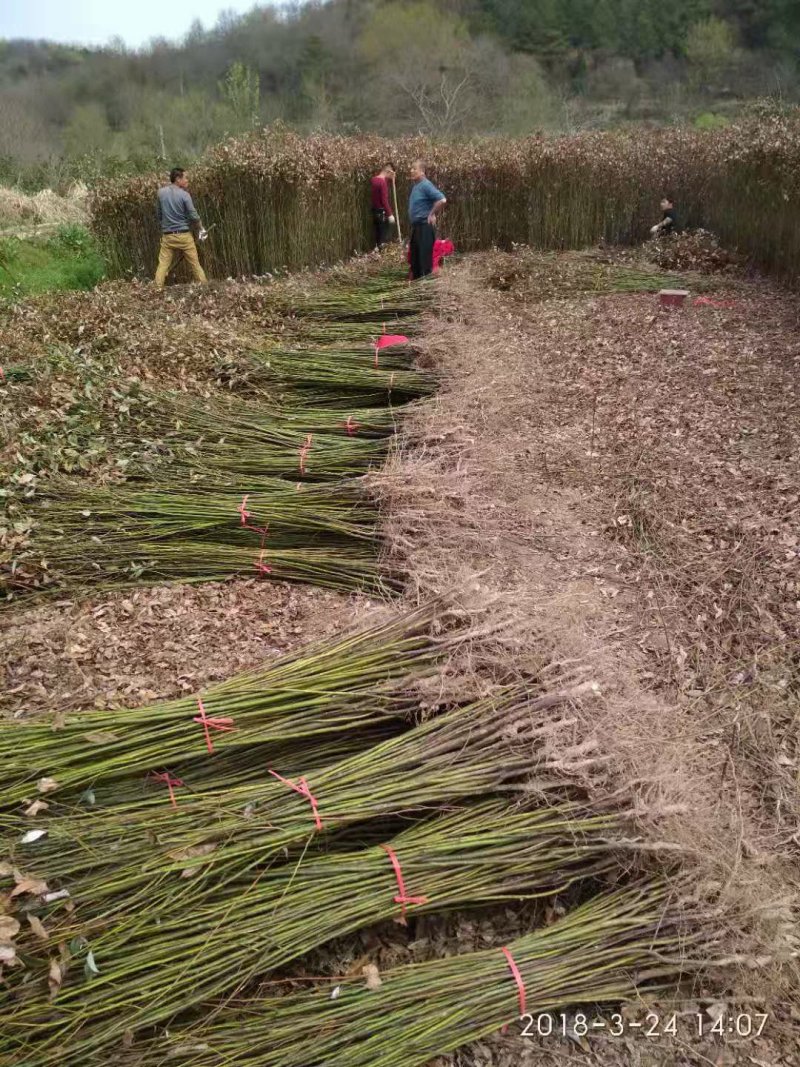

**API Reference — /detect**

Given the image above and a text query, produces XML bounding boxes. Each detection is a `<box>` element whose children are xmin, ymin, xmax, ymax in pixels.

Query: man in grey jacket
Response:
<box><xmin>155</xmin><ymin>168</ymin><xmax>208</xmax><ymax>287</ymax></box>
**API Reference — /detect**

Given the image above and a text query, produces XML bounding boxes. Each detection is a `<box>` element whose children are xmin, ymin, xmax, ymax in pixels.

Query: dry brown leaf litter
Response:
<box><xmin>2</xmin><ymin>250</ymin><xmax>798</xmax><ymax>1065</ymax></box>
<box><xmin>371</xmin><ymin>251</ymin><xmax>798</xmax><ymax>1065</ymax></box>
<box><xmin>0</xmin><ymin>579</ymin><xmax>374</xmax><ymax>718</ymax></box>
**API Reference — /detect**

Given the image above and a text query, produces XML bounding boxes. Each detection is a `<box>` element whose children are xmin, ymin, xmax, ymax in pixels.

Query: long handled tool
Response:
<box><xmin>391</xmin><ymin>174</ymin><xmax>402</xmax><ymax>242</ymax></box>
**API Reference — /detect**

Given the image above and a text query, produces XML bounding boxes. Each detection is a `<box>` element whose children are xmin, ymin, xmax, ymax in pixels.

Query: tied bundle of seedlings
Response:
<box><xmin>30</xmin><ymin>480</ymin><xmax>384</xmax><ymax>595</ymax></box>
<box><xmin>3</xmin><ymin>681</ymin><xmax>598</xmax><ymax>924</ymax></box>
<box><xmin>276</xmin><ymin>276</ymin><xmax>430</xmax><ymax>323</ymax></box>
<box><xmin>0</xmin><ymin>604</ymin><xmax>445</xmax><ymax>810</ymax></box>
<box><xmin>132</xmin><ymin>883</ymin><xmax>712</xmax><ymax>1067</ymax></box>
<box><xmin>101</xmin><ymin>391</ymin><xmax>398</xmax><ymax>481</ymax></box>
<box><xmin>286</xmin><ymin>319</ymin><xmax>417</xmax><ymax>346</ymax></box>
<box><xmin>259</xmin><ymin>403</ymin><xmax>399</xmax><ymax>437</ymax></box>
<box><xmin>41</xmin><ymin>481</ymin><xmax>377</xmax><ymax>543</ymax></box>
<box><xmin>2</xmin><ymin>801</ymin><xmax>625</xmax><ymax>1066</ymax></box>
<box><xmin>263</xmin><ymin>345</ymin><xmax>433</xmax><ymax>406</ymax></box>
<box><xmin>122</xmin><ymin>426</ymin><xmax>391</xmax><ymax>483</ymax></box>
<box><xmin>27</xmin><ymin>542</ymin><xmax>387</xmax><ymax>598</ymax></box>
<box><xmin>37</xmin><ymin>542</ymin><xmax>389</xmax><ymax>593</ymax></box>
<box><xmin>161</xmin><ymin>393</ymin><xmax>401</xmax><ymax>440</ymax></box>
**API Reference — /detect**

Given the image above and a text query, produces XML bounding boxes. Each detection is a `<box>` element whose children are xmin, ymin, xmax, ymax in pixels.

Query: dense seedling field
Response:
<box><xmin>94</xmin><ymin>112</ymin><xmax>800</xmax><ymax>283</ymax></box>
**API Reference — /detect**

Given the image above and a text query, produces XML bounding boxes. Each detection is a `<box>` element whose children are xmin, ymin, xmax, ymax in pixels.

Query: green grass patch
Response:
<box><xmin>0</xmin><ymin>224</ymin><xmax>105</xmax><ymax>297</ymax></box>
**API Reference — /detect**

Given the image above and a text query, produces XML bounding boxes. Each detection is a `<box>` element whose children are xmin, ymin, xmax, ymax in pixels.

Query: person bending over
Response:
<box><xmin>408</xmin><ymin>160</ymin><xmax>446</xmax><ymax>280</ymax></box>
<box><xmin>155</xmin><ymin>167</ymin><xmax>208</xmax><ymax>288</ymax></box>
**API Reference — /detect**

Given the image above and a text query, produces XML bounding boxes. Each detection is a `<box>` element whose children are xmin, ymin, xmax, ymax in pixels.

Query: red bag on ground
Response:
<box><xmin>375</xmin><ymin>334</ymin><xmax>409</xmax><ymax>351</ymax></box>
<box><xmin>433</xmin><ymin>239</ymin><xmax>454</xmax><ymax>271</ymax></box>
<box><xmin>406</xmin><ymin>238</ymin><xmax>455</xmax><ymax>277</ymax></box>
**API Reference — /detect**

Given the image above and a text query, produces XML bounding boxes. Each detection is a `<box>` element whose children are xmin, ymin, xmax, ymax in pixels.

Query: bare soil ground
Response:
<box><xmin>374</xmin><ymin>250</ymin><xmax>799</xmax><ymax>1065</ymax></box>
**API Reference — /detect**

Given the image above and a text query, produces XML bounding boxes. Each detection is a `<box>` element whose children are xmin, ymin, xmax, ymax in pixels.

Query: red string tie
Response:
<box><xmin>501</xmin><ymin>946</ymin><xmax>527</xmax><ymax>1032</ymax></box>
<box><xmin>694</xmin><ymin>296</ymin><xmax>737</xmax><ymax>309</ymax></box>
<box><xmin>239</xmin><ymin>495</ymin><xmax>269</xmax><ymax>537</ymax></box>
<box><xmin>344</xmin><ymin>415</ymin><xmax>358</xmax><ymax>436</ymax></box>
<box><xmin>380</xmin><ymin>845</ymin><xmax>428</xmax><ymax>925</ymax></box>
<box><xmin>299</xmin><ymin>434</ymin><xmax>313</xmax><ymax>475</ymax></box>
<box><xmin>269</xmin><ymin>770</ymin><xmax>323</xmax><ymax>830</ymax></box>
<box><xmin>254</xmin><ymin>548</ymin><xmax>272</xmax><ymax>575</ymax></box>
<box><xmin>192</xmin><ymin>696</ymin><xmax>235</xmax><ymax>754</ymax></box>
<box><xmin>150</xmin><ymin>771</ymin><xmax>184</xmax><ymax>808</ymax></box>
<box><xmin>238</xmin><ymin>494</ymin><xmax>251</xmax><ymax>526</ymax></box>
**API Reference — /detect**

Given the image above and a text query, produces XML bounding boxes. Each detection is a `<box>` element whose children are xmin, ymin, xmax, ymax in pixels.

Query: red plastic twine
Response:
<box><xmin>694</xmin><ymin>296</ymin><xmax>736</xmax><ymax>308</ymax></box>
<box><xmin>150</xmin><ymin>771</ymin><xmax>184</xmax><ymax>808</ymax></box>
<box><xmin>380</xmin><ymin>845</ymin><xmax>428</xmax><ymax>925</ymax></box>
<box><xmin>344</xmin><ymin>415</ymin><xmax>358</xmax><ymax>436</ymax></box>
<box><xmin>193</xmin><ymin>696</ymin><xmax>235</xmax><ymax>754</ymax></box>
<box><xmin>251</xmin><ymin>520</ymin><xmax>271</xmax><ymax>576</ymax></box>
<box><xmin>239</xmin><ymin>495</ymin><xmax>269</xmax><ymax>536</ymax></box>
<box><xmin>254</xmin><ymin>548</ymin><xmax>272</xmax><ymax>575</ymax></box>
<box><xmin>269</xmin><ymin>770</ymin><xmax>323</xmax><ymax>830</ymax></box>
<box><xmin>500</xmin><ymin>946</ymin><xmax>527</xmax><ymax>1031</ymax></box>
<box><xmin>299</xmin><ymin>434</ymin><xmax>313</xmax><ymax>475</ymax></box>
<box><xmin>238</xmin><ymin>495</ymin><xmax>272</xmax><ymax>575</ymax></box>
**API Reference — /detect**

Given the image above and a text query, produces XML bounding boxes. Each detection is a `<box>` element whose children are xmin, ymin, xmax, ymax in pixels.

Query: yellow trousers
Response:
<box><xmin>154</xmin><ymin>233</ymin><xmax>207</xmax><ymax>287</ymax></box>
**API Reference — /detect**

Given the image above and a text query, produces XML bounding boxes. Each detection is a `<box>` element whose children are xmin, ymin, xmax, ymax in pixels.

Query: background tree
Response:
<box><xmin>0</xmin><ymin>0</ymin><xmax>797</xmax><ymax>187</ymax></box>
<box><xmin>685</xmin><ymin>17</ymin><xmax>739</xmax><ymax>90</ymax></box>
<box><xmin>219</xmin><ymin>61</ymin><xmax>261</xmax><ymax>129</ymax></box>
<box><xmin>361</xmin><ymin>1</ymin><xmax>494</xmax><ymax>134</ymax></box>
<box><xmin>63</xmin><ymin>103</ymin><xmax>115</xmax><ymax>159</ymax></box>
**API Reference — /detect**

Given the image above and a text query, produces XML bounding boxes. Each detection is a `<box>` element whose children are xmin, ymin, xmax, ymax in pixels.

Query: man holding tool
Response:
<box><xmin>155</xmin><ymin>167</ymin><xmax>208</xmax><ymax>287</ymax></box>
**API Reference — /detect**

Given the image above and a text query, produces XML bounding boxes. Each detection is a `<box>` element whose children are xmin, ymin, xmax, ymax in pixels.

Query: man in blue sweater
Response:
<box><xmin>408</xmin><ymin>160</ymin><xmax>447</xmax><ymax>280</ymax></box>
<box><xmin>155</xmin><ymin>168</ymin><xmax>208</xmax><ymax>287</ymax></box>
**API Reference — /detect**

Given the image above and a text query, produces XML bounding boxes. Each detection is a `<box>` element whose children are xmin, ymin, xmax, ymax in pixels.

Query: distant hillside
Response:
<box><xmin>1</xmin><ymin>0</ymin><xmax>798</xmax><ymax>187</ymax></box>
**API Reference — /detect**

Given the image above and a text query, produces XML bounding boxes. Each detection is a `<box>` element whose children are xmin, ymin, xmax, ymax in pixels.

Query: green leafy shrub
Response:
<box><xmin>693</xmin><ymin>111</ymin><xmax>730</xmax><ymax>130</ymax></box>
<box><xmin>0</xmin><ymin>225</ymin><xmax>105</xmax><ymax>297</ymax></box>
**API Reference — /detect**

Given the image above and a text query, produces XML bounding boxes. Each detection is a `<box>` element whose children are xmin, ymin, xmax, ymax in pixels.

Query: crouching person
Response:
<box><xmin>650</xmin><ymin>196</ymin><xmax>677</xmax><ymax>239</ymax></box>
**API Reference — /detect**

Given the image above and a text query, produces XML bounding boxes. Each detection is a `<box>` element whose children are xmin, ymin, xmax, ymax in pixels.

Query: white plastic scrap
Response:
<box><xmin>20</xmin><ymin>829</ymin><xmax>47</xmax><ymax>845</ymax></box>
<box><xmin>43</xmin><ymin>889</ymin><xmax>71</xmax><ymax>903</ymax></box>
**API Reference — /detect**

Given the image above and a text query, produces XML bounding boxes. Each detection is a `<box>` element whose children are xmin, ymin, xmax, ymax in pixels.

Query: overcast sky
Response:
<box><xmin>1</xmin><ymin>1</ymin><xmax>268</xmax><ymax>48</ymax></box>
